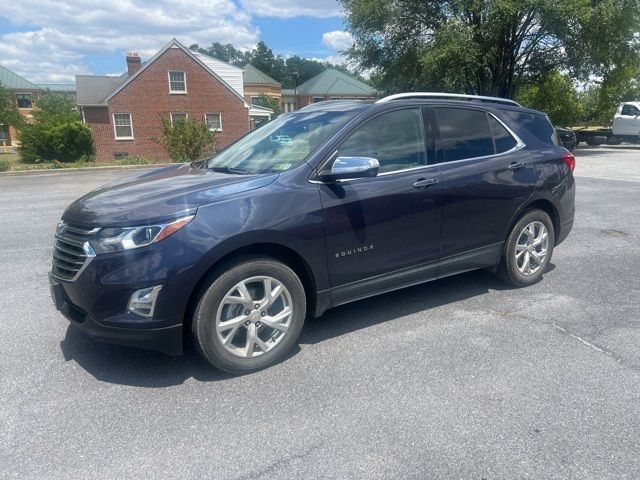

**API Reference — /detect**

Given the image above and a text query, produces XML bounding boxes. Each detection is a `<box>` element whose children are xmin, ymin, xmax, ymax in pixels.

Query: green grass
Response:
<box><xmin>0</xmin><ymin>152</ymin><xmax>168</xmax><ymax>172</ymax></box>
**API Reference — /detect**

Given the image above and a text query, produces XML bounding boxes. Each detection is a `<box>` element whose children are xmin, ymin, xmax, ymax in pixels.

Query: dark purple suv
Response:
<box><xmin>50</xmin><ymin>93</ymin><xmax>575</xmax><ymax>373</ymax></box>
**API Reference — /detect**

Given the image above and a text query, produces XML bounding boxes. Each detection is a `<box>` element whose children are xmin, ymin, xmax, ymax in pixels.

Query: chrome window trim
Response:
<box><xmin>309</xmin><ymin>110</ymin><xmax>526</xmax><ymax>185</ymax></box>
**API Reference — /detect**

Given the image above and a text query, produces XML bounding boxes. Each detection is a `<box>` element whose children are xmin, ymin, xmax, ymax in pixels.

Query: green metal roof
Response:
<box><xmin>0</xmin><ymin>65</ymin><xmax>41</xmax><ymax>90</ymax></box>
<box><xmin>294</xmin><ymin>69</ymin><xmax>375</xmax><ymax>96</ymax></box>
<box><xmin>243</xmin><ymin>64</ymin><xmax>280</xmax><ymax>86</ymax></box>
<box><xmin>37</xmin><ymin>83</ymin><xmax>76</xmax><ymax>92</ymax></box>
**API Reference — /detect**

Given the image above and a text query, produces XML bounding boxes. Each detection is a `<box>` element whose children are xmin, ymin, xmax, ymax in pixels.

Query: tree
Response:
<box><xmin>18</xmin><ymin>94</ymin><xmax>93</xmax><ymax>163</ymax></box>
<box><xmin>190</xmin><ymin>41</ymin><xmax>362</xmax><ymax>89</ymax></box>
<box><xmin>255</xmin><ymin>93</ymin><xmax>282</xmax><ymax>116</ymax></box>
<box><xmin>0</xmin><ymin>84</ymin><xmax>24</xmax><ymax>134</ymax></box>
<box><xmin>517</xmin><ymin>70</ymin><xmax>583</xmax><ymax>126</ymax></box>
<box><xmin>156</xmin><ymin>116</ymin><xmax>216</xmax><ymax>162</ymax></box>
<box><xmin>341</xmin><ymin>0</ymin><xmax>640</xmax><ymax>98</ymax></box>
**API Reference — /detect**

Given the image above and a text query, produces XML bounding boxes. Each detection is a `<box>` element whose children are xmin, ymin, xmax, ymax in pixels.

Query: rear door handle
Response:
<box><xmin>508</xmin><ymin>162</ymin><xmax>525</xmax><ymax>170</ymax></box>
<box><xmin>413</xmin><ymin>178</ymin><xmax>438</xmax><ymax>189</ymax></box>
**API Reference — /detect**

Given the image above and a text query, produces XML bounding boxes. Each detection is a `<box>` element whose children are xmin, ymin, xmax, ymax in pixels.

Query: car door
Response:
<box><xmin>432</xmin><ymin>106</ymin><xmax>536</xmax><ymax>276</ymax></box>
<box><xmin>316</xmin><ymin>107</ymin><xmax>442</xmax><ymax>303</ymax></box>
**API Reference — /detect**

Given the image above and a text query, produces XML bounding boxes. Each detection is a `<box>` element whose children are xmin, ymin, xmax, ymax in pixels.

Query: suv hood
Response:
<box><xmin>62</xmin><ymin>164</ymin><xmax>278</xmax><ymax>227</ymax></box>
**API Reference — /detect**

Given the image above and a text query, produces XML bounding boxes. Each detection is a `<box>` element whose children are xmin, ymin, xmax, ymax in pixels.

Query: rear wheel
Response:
<box><xmin>192</xmin><ymin>258</ymin><xmax>306</xmax><ymax>373</ymax></box>
<box><xmin>496</xmin><ymin>210</ymin><xmax>555</xmax><ymax>287</ymax></box>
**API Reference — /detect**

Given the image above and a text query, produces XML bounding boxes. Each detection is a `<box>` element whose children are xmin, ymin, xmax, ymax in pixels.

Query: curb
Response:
<box><xmin>0</xmin><ymin>163</ymin><xmax>169</xmax><ymax>177</ymax></box>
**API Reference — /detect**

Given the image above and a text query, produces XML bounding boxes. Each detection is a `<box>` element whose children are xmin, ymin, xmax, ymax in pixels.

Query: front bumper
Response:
<box><xmin>50</xmin><ymin>275</ymin><xmax>183</xmax><ymax>356</ymax></box>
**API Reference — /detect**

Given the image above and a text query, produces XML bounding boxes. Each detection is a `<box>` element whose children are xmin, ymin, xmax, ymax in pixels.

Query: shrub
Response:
<box><xmin>0</xmin><ymin>159</ymin><xmax>10</xmax><ymax>172</ymax></box>
<box><xmin>155</xmin><ymin>116</ymin><xmax>216</xmax><ymax>162</ymax></box>
<box><xmin>18</xmin><ymin>94</ymin><xmax>94</xmax><ymax>163</ymax></box>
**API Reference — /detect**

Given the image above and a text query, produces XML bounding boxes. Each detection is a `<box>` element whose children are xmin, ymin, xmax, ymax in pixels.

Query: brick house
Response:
<box><xmin>282</xmin><ymin>68</ymin><xmax>377</xmax><ymax>112</ymax></box>
<box><xmin>76</xmin><ymin>39</ymin><xmax>257</xmax><ymax>162</ymax></box>
<box><xmin>0</xmin><ymin>65</ymin><xmax>44</xmax><ymax>147</ymax></box>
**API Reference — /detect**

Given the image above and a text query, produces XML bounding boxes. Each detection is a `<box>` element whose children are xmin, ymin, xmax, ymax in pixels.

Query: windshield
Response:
<box><xmin>206</xmin><ymin>110</ymin><xmax>357</xmax><ymax>174</ymax></box>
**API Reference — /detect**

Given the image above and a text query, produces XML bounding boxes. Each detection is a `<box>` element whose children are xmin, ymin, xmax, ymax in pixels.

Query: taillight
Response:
<box><xmin>563</xmin><ymin>152</ymin><xmax>575</xmax><ymax>172</ymax></box>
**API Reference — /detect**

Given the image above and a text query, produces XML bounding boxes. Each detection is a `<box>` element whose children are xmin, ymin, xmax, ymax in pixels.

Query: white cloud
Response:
<box><xmin>240</xmin><ymin>0</ymin><xmax>341</xmax><ymax>18</ymax></box>
<box><xmin>322</xmin><ymin>30</ymin><xmax>353</xmax><ymax>52</ymax></box>
<box><xmin>0</xmin><ymin>0</ymin><xmax>260</xmax><ymax>82</ymax></box>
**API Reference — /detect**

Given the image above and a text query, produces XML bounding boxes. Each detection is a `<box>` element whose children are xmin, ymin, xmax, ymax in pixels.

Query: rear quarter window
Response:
<box><xmin>504</xmin><ymin>110</ymin><xmax>559</xmax><ymax>146</ymax></box>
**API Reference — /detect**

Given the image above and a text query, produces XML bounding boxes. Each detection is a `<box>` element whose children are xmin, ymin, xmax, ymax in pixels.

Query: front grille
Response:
<box><xmin>52</xmin><ymin>224</ymin><xmax>99</xmax><ymax>281</ymax></box>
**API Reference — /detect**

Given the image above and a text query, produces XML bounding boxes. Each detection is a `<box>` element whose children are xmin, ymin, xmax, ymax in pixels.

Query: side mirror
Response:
<box><xmin>318</xmin><ymin>156</ymin><xmax>380</xmax><ymax>182</ymax></box>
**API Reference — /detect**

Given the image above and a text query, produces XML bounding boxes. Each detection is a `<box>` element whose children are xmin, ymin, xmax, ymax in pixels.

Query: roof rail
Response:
<box><xmin>376</xmin><ymin>92</ymin><xmax>521</xmax><ymax>107</ymax></box>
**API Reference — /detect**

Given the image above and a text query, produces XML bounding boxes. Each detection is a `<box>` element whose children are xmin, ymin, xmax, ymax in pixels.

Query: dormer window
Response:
<box><xmin>168</xmin><ymin>71</ymin><xmax>186</xmax><ymax>93</ymax></box>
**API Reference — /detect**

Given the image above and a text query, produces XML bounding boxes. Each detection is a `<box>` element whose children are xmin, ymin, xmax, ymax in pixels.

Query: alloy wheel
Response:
<box><xmin>515</xmin><ymin>221</ymin><xmax>549</xmax><ymax>275</ymax></box>
<box><xmin>215</xmin><ymin>276</ymin><xmax>293</xmax><ymax>358</ymax></box>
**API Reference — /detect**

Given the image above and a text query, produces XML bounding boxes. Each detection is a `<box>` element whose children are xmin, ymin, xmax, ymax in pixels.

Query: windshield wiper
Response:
<box><xmin>209</xmin><ymin>166</ymin><xmax>251</xmax><ymax>175</ymax></box>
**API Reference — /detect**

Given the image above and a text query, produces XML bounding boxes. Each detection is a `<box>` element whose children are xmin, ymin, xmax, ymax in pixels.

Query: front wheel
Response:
<box><xmin>192</xmin><ymin>258</ymin><xmax>306</xmax><ymax>373</ymax></box>
<box><xmin>496</xmin><ymin>210</ymin><xmax>555</xmax><ymax>287</ymax></box>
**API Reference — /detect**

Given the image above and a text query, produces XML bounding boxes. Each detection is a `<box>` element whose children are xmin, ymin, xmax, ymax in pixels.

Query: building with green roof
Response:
<box><xmin>281</xmin><ymin>68</ymin><xmax>377</xmax><ymax>112</ymax></box>
<box><xmin>0</xmin><ymin>65</ymin><xmax>45</xmax><ymax>146</ymax></box>
<box><xmin>242</xmin><ymin>63</ymin><xmax>281</xmax><ymax>116</ymax></box>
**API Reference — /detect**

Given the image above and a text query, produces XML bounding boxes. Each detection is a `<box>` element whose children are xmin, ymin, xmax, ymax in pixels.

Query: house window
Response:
<box><xmin>113</xmin><ymin>113</ymin><xmax>133</xmax><ymax>139</ymax></box>
<box><xmin>170</xmin><ymin>113</ymin><xmax>188</xmax><ymax>123</ymax></box>
<box><xmin>205</xmin><ymin>113</ymin><xmax>222</xmax><ymax>131</ymax></box>
<box><xmin>16</xmin><ymin>94</ymin><xmax>32</xmax><ymax>109</ymax></box>
<box><xmin>313</xmin><ymin>97</ymin><xmax>324</xmax><ymax>103</ymax></box>
<box><xmin>330</xmin><ymin>97</ymin><xmax>341</xmax><ymax>100</ymax></box>
<box><xmin>168</xmin><ymin>71</ymin><xmax>186</xmax><ymax>93</ymax></box>
<box><xmin>251</xmin><ymin>96</ymin><xmax>260</xmax><ymax>105</ymax></box>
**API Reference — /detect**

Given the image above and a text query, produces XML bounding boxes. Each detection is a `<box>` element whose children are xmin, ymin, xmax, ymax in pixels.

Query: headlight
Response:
<box><xmin>90</xmin><ymin>215</ymin><xmax>194</xmax><ymax>254</ymax></box>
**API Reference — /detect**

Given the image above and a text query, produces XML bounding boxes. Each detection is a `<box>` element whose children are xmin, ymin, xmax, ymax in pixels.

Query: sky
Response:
<box><xmin>0</xmin><ymin>0</ymin><xmax>355</xmax><ymax>83</ymax></box>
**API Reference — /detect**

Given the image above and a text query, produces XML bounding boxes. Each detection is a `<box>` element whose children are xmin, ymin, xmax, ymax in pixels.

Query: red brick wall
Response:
<box><xmin>88</xmin><ymin>47</ymin><xmax>250</xmax><ymax>162</ymax></box>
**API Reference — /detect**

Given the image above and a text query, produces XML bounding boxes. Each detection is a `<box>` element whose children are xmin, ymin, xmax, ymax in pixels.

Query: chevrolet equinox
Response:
<box><xmin>50</xmin><ymin>93</ymin><xmax>575</xmax><ymax>373</ymax></box>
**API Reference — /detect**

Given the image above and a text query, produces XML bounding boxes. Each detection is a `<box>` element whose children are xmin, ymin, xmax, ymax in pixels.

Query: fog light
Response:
<box><xmin>128</xmin><ymin>285</ymin><xmax>162</xmax><ymax>318</ymax></box>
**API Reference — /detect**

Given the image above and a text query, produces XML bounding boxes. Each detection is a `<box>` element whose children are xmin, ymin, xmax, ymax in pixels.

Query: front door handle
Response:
<box><xmin>413</xmin><ymin>178</ymin><xmax>438</xmax><ymax>189</ymax></box>
<box><xmin>508</xmin><ymin>162</ymin><xmax>525</xmax><ymax>170</ymax></box>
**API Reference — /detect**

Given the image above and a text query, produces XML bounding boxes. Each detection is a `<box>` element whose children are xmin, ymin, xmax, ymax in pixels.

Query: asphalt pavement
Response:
<box><xmin>1</xmin><ymin>146</ymin><xmax>639</xmax><ymax>479</ymax></box>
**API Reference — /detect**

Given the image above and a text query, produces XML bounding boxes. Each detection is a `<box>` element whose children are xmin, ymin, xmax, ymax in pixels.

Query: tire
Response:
<box><xmin>496</xmin><ymin>210</ymin><xmax>555</xmax><ymax>287</ymax></box>
<box><xmin>192</xmin><ymin>257</ymin><xmax>306</xmax><ymax>373</ymax></box>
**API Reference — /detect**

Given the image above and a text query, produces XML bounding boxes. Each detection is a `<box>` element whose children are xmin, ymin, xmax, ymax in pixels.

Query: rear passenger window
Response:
<box><xmin>488</xmin><ymin>115</ymin><xmax>518</xmax><ymax>153</ymax></box>
<box><xmin>338</xmin><ymin>108</ymin><xmax>426</xmax><ymax>173</ymax></box>
<box><xmin>435</xmin><ymin>108</ymin><xmax>494</xmax><ymax>162</ymax></box>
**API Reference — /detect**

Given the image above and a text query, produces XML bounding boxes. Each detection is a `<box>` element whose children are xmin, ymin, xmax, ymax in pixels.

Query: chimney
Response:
<box><xmin>126</xmin><ymin>52</ymin><xmax>141</xmax><ymax>76</ymax></box>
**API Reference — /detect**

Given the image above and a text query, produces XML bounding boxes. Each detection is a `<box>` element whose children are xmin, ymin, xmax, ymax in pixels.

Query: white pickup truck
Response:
<box><xmin>575</xmin><ymin>101</ymin><xmax>640</xmax><ymax>145</ymax></box>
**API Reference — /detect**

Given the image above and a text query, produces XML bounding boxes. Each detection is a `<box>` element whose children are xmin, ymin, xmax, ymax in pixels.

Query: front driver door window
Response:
<box><xmin>337</xmin><ymin>108</ymin><xmax>426</xmax><ymax>173</ymax></box>
<box><xmin>317</xmin><ymin>108</ymin><xmax>442</xmax><ymax>297</ymax></box>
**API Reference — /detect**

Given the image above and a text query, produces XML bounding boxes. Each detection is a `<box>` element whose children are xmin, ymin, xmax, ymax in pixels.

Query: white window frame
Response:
<box><xmin>205</xmin><ymin>113</ymin><xmax>222</xmax><ymax>132</ymax></box>
<box><xmin>170</xmin><ymin>112</ymin><xmax>188</xmax><ymax>124</ymax></box>
<box><xmin>168</xmin><ymin>71</ymin><xmax>187</xmax><ymax>94</ymax></box>
<box><xmin>113</xmin><ymin>113</ymin><xmax>134</xmax><ymax>140</ymax></box>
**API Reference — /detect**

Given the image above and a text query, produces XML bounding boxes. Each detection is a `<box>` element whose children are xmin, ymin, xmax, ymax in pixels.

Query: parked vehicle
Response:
<box><xmin>50</xmin><ymin>93</ymin><xmax>575</xmax><ymax>373</ymax></box>
<box><xmin>575</xmin><ymin>101</ymin><xmax>640</xmax><ymax>145</ymax></box>
<box><xmin>556</xmin><ymin>126</ymin><xmax>577</xmax><ymax>151</ymax></box>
